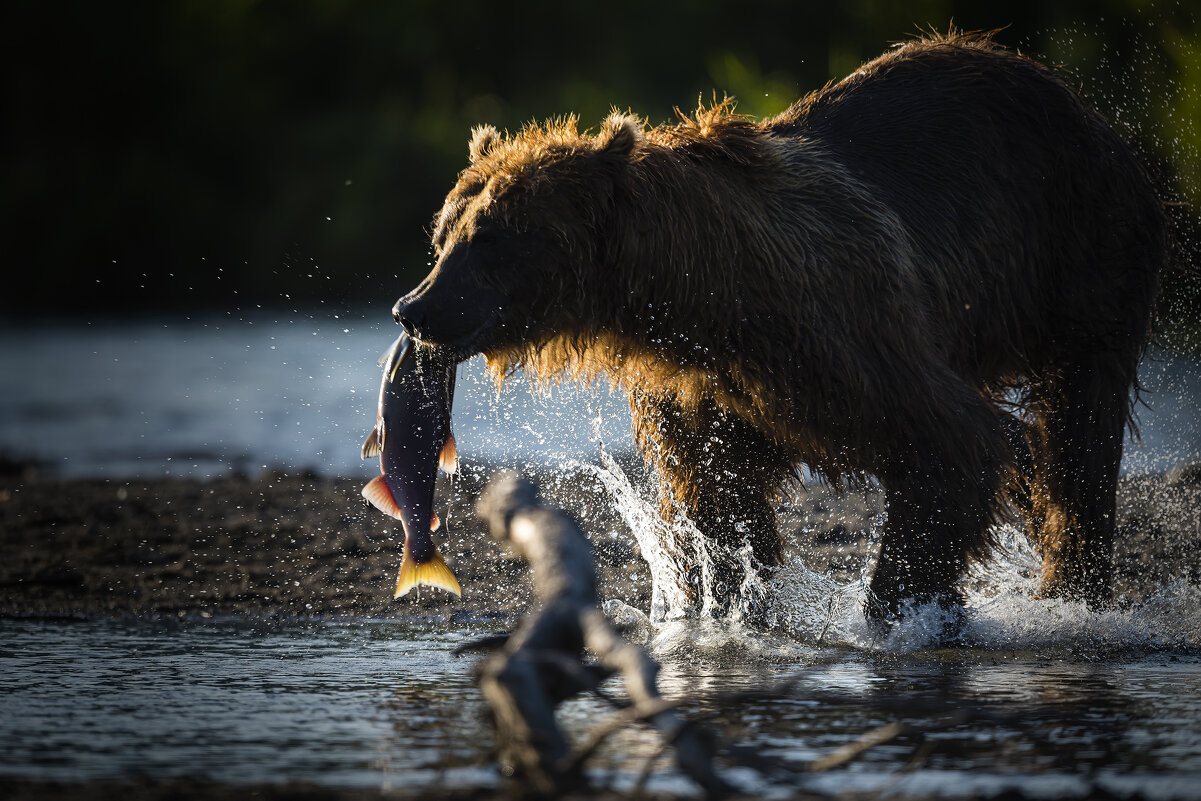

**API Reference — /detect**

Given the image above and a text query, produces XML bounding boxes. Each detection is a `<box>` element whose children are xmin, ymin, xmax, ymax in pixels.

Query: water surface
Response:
<box><xmin>0</xmin><ymin>312</ymin><xmax>633</xmax><ymax>479</ymax></box>
<box><xmin>0</xmin><ymin>313</ymin><xmax>1196</xmax><ymax>479</ymax></box>
<box><xmin>2</xmin><ymin>618</ymin><xmax>1199</xmax><ymax>798</ymax></box>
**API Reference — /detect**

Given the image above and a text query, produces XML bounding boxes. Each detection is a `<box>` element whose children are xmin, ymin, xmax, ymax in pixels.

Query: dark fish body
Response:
<box><xmin>361</xmin><ymin>332</ymin><xmax>460</xmax><ymax>597</ymax></box>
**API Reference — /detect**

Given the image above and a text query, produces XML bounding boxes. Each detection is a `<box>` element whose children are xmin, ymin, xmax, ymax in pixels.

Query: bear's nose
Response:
<box><xmin>392</xmin><ymin>298</ymin><xmax>423</xmax><ymax>339</ymax></box>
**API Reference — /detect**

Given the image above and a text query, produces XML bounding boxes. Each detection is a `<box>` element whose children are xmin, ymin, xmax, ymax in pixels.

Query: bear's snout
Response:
<box><xmin>391</xmin><ymin>281</ymin><xmax>506</xmax><ymax>358</ymax></box>
<box><xmin>392</xmin><ymin>296</ymin><xmax>428</xmax><ymax>341</ymax></box>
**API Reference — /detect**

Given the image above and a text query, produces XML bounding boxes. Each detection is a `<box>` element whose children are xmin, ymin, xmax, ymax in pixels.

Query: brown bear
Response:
<box><xmin>392</xmin><ymin>32</ymin><xmax>1169</xmax><ymax>621</ymax></box>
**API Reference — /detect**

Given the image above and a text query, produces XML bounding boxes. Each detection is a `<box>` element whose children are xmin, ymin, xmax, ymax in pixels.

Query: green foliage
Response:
<box><xmin>2</xmin><ymin>0</ymin><xmax>1197</xmax><ymax>324</ymax></box>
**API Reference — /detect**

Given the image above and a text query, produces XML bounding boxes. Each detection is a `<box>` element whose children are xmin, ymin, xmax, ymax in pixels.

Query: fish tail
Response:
<box><xmin>394</xmin><ymin>546</ymin><xmax>461</xmax><ymax>598</ymax></box>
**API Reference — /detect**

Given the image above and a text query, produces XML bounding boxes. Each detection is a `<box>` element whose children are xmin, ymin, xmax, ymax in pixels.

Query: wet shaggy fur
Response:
<box><xmin>397</xmin><ymin>33</ymin><xmax>1169</xmax><ymax>618</ymax></box>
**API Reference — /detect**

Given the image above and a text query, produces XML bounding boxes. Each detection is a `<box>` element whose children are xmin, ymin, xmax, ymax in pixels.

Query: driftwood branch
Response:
<box><xmin>467</xmin><ymin>473</ymin><xmax>1059</xmax><ymax>795</ymax></box>
<box><xmin>474</xmin><ymin>472</ymin><xmax>732</xmax><ymax>797</ymax></box>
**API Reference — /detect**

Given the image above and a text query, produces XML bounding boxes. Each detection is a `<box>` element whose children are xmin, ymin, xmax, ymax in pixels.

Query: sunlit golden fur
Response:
<box><xmin>465</xmin><ymin>102</ymin><xmax>926</xmax><ymax>479</ymax></box>
<box><xmin>416</xmin><ymin>32</ymin><xmax>1169</xmax><ymax>616</ymax></box>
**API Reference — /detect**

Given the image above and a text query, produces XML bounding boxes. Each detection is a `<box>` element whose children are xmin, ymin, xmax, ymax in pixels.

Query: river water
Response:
<box><xmin>0</xmin><ymin>310</ymin><xmax>1197</xmax><ymax>479</ymax></box>
<box><xmin>1</xmin><ymin>310</ymin><xmax>1200</xmax><ymax>797</ymax></box>
<box><xmin>0</xmin><ymin>310</ymin><xmax>635</xmax><ymax>480</ymax></box>
<box><xmin>1</xmin><ymin>617</ymin><xmax>1199</xmax><ymax>798</ymax></box>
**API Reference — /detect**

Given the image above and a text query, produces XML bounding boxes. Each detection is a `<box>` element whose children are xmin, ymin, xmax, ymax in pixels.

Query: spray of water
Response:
<box><xmin>583</xmin><ymin>446</ymin><xmax>858</xmax><ymax>649</ymax></box>
<box><xmin>958</xmin><ymin>525</ymin><xmax>1201</xmax><ymax>653</ymax></box>
<box><xmin>582</xmin><ymin>447</ymin><xmax>698</xmax><ymax>622</ymax></box>
<box><xmin>586</xmin><ymin>445</ymin><xmax>1201</xmax><ymax>656</ymax></box>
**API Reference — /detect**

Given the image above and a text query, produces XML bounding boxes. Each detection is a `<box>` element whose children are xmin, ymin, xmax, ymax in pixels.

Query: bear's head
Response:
<box><xmin>392</xmin><ymin>112</ymin><xmax>642</xmax><ymax>362</ymax></box>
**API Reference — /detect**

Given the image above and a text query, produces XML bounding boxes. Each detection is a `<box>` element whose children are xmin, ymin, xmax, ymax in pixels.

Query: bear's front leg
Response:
<box><xmin>866</xmin><ymin>392</ymin><xmax>1007</xmax><ymax>625</ymax></box>
<box><xmin>629</xmin><ymin>390</ymin><xmax>792</xmax><ymax>615</ymax></box>
<box><xmin>867</xmin><ymin>481</ymin><xmax>980</xmax><ymax>623</ymax></box>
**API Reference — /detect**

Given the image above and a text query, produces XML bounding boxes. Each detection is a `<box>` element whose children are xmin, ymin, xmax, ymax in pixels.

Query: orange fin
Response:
<box><xmin>439</xmin><ymin>432</ymin><xmax>458</xmax><ymax>475</ymax></box>
<box><xmin>431</xmin><ymin>511</ymin><xmax>440</xmax><ymax>531</ymax></box>
<box><xmin>362</xmin><ymin>475</ymin><xmax>402</xmax><ymax>520</ymax></box>
<box><xmin>394</xmin><ymin>546</ymin><xmax>461</xmax><ymax>598</ymax></box>
<box><xmin>361</xmin><ymin>426</ymin><xmax>381</xmax><ymax>460</ymax></box>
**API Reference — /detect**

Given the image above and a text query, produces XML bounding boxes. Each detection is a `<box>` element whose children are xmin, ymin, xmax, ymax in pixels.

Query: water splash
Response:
<box><xmin>583</xmin><ymin>447</ymin><xmax>696</xmax><ymax>622</ymax></box>
<box><xmin>761</xmin><ymin>521</ymin><xmax>1201</xmax><ymax>653</ymax></box>
<box><xmin>589</xmin><ymin>444</ymin><xmax>1201</xmax><ymax>656</ymax></box>
<box><xmin>759</xmin><ymin>558</ymin><xmax>871</xmax><ymax>644</ymax></box>
<box><xmin>959</xmin><ymin>525</ymin><xmax>1201</xmax><ymax>653</ymax></box>
<box><xmin>584</xmin><ymin>445</ymin><xmax>857</xmax><ymax>643</ymax></box>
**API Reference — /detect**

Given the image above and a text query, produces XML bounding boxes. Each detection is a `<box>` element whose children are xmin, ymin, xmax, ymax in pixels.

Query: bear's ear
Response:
<box><xmin>469</xmin><ymin>124</ymin><xmax>501</xmax><ymax>163</ymax></box>
<box><xmin>596</xmin><ymin>112</ymin><xmax>641</xmax><ymax>158</ymax></box>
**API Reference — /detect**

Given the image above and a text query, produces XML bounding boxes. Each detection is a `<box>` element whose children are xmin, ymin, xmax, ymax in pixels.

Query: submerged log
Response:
<box><xmin>474</xmin><ymin>472</ymin><xmax>731</xmax><ymax>797</ymax></box>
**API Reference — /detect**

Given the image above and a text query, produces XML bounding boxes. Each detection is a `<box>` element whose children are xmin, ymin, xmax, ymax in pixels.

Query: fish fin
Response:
<box><xmin>361</xmin><ymin>426</ymin><xmax>381</xmax><ymax>459</ymax></box>
<box><xmin>439</xmin><ymin>432</ymin><xmax>458</xmax><ymax>475</ymax></box>
<box><xmin>395</xmin><ymin>546</ymin><xmax>461</xmax><ymax>598</ymax></box>
<box><xmin>431</xmin><ymin>511</ymin><xmax>440</xmax><ymax>530</ymax></box>
<box><xmin>361</xmin><ymin>475</ymin><xmax>403</xmax><ymax>519</ymax></box>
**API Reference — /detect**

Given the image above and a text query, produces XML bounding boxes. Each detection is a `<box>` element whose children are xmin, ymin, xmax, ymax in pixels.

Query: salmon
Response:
<box><xmin>361</xmin><ymin>332</ymin><xmax>461</xmax><ymax>598</ymax></box>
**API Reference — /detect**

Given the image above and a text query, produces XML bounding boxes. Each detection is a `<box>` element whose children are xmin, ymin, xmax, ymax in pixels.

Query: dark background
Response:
<box><xmin>2</xmin><ymin>0</ymin><xmax>1198</xmax><ymax>339</ymax></box>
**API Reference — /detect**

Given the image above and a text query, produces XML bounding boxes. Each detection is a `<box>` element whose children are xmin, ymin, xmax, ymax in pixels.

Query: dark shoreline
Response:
<box><xmin>3</xmin><ymin>459</ymin><xmax>1199</xmax><ymax>621</ymax></box>
<box><xmin>0</xmin><ymin>457</ymin><xmax>671</xmax><ymax>622</ymax></box>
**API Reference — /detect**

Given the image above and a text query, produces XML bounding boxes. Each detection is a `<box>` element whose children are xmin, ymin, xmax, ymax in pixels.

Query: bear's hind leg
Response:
<box><xmin>1001</xmin><ymin>412</ymin><xmax>1036</xmax><ymax>520</ymax></box>
<box><xmin>1027</xmin><ymin>358</ymin><xmax>1131</xmax><ymax>607</ymax></box>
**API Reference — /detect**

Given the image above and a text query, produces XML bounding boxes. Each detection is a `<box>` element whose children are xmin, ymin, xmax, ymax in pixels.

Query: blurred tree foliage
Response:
<box><xmin>2</xmin><ymin>0</ymin><xmax>1197</xmax><ymax>337</ymax></box>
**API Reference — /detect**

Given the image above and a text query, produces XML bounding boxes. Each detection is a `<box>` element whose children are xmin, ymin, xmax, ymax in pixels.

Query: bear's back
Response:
<box><xmin>770</xmin><ymin>35</ymin><xmax>1098</xmax><ymax>178</ymax></box>
<box><xmin>767</xmin><ymin>33</ymin><xmax>1164</xmax><ymax>377</ymax></box>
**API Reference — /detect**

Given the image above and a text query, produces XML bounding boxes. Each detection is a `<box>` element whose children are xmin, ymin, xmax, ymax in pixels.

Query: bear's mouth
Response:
<box><xmin>392</xmin><ymin>284</ymin><xmax>507</xmax><ymax>362</ymax></box>
<box><xmin>447</xmin><ymin>310</ymin><xmax>505</xmax><ymax>362</ymax></box>
<box><xmin>405</xmin><ymin>308</ymin><xmax>504</xmax><ymax>365</ymax></box>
